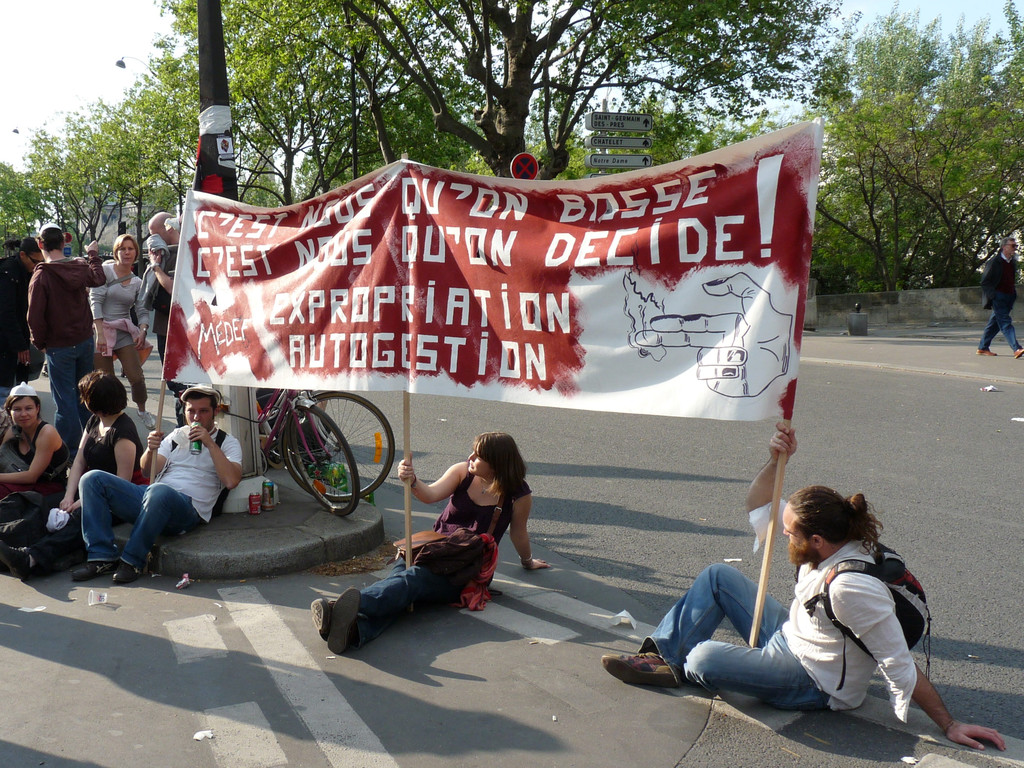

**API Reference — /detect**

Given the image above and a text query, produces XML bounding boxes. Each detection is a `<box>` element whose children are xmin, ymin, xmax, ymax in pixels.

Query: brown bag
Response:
<box><xmin>394</xmin><ymin>529</ymin><xmax>446</xmax><ymax>562</ymax></box>
<box><xmin>409</xmin><ymin>528</ymin><xmax>488</xmax><ymax>587</ymax></box>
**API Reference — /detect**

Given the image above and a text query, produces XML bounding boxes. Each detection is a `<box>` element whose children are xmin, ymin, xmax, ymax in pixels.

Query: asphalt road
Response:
<box><xmin>381</xmin><ymin>332</ymin><xmax>1024</xmax><ymax>743</ymax></box>
<box><xmin>3</xmin><ymin>324</ymin><xmax>1023</xmax><ymax>768</ymax></box>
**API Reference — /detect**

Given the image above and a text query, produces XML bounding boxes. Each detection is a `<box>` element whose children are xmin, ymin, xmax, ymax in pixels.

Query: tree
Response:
<box><xmin>164</xmin><ymin>0</ymin><xmax>837</xmax><ymax>180</ymax></box>
<box><xmin>812</xmin><ymin>9</ymin><xmax>1024</xmax><ymax>293</ymax></box>
<box><xmin>163</xmin><ymin>0</ymin><xmax>476</xmax><ymax>202</ymax></box>
<box><xmin>25</xmin><ymin>120</ymin><xmax>114</xmax><ymax>254</ymax></box>
<box><xmin>0</xmin><ymin>163</ymin><xmax>40</xmax><ymax>241</ymax></box>
<box><xmin>123</xmin><ymin>44</ymin><xmax>200</xmax><ymax>215</ymax></box>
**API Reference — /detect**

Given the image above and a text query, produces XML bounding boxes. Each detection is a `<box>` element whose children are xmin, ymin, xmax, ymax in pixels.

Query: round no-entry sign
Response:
<box><xmin>510</xmin><ymin>152</ymin><xmax>539</xmax><ymax>180</ymax></box>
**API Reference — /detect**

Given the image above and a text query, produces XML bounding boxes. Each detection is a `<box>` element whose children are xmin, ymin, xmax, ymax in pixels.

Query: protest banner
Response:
<box><xmin>165</xmin><ymin>121</ymin><xmax>822</xmax><ymax>423</ymax></box>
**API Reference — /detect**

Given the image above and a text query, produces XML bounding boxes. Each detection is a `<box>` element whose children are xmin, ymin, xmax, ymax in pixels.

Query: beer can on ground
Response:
<box><xmin>248</xmin><ymin>493</ymin><xmax>261</xmax><ymax>515</ymax></box>
<box><xmin>261</xmin><ymin>480</ymin><xmax>275</xmax><ymax>511</ymax></box>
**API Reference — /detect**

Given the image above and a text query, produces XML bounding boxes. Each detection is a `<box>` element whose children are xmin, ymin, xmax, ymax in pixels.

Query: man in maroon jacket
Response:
<box><xmin>26</xmin><ymin>223</ymin><xmax>105</xmax><ymax>454</ymax></box>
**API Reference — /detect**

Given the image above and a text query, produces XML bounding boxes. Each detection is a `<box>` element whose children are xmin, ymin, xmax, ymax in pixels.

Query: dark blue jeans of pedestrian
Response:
<box><xmin>80</xmin><ymin>470</ymin><xmax>202</xmax><ymax>569</ymax></box>
<box><xmin>979</xmin><ymin>291</ymin><xmax>1020</xmax><ymax>352</ymax></box>
<box><xmin>354</xmin><ymin>560</ymin><xmax>462</xmax><ymax>647</ymax></box>
<box><xmin>645</xmin><ymin>563</ymin><xmax>830</xmax><ymax>710</ymax></box>
<box><xmin>45</xmin><ymin>338</ymin><xmax>95</xmax><ymax>453</ymax></box>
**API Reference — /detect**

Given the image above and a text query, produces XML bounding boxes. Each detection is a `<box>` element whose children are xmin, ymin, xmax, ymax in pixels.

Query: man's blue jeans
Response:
<box><xmin>45</xmin><ymin>338</ymin><xmax>95</xmax><ymax>453</ymax></box>
<box><xmin>979</xmin><ymin>291</ymin><xmax>1020</xmax><ymax>352</ymax></box>
<box><xmin>80</xmin><ymin>470</ymin><xmax>202</xmax><ymax>570</ymax></box>
<box><xmin>646</xmin><ymin>563</ymin><xmax>830</xmax><ymax>710</ymax></box>
<box><xmin>354</xmin><ymin>560</ymin><xmax>462</xmax><ymax>647</ymax></box>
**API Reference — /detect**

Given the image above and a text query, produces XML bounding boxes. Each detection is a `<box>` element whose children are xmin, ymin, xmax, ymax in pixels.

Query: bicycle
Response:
<box><xmin>251</xmin><ymin>389</ymin><xmax>360</xmax><ymax>516</ymax></box>
<box><xmin>308</xmin><ymin>391</ymin><xmax>395</xmax><ymax>499</ymax></box>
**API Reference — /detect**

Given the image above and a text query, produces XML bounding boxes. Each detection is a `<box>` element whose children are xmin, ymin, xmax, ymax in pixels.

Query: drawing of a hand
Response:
<box><xmin>694</xmin><ymin>273</ymin><xmax>791</xmax><ymax>397</ymax></box>
<box><xmin>626</xmin><ymin>272</ymin><xmax>792</xmax><ymax>397</ymax></box>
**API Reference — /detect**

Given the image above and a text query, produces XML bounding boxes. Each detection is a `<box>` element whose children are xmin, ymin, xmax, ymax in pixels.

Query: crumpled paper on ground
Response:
<box><xmin>611</xmin><ymin>610</ymin><xmax>636</xmax><ymax>629</ymax></box>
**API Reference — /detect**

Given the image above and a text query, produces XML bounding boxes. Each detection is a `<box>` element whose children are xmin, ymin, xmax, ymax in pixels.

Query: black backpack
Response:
<box><xmin>803</xmin><ymin>544</ymin><xmax>931</xmax><ymax>689</ymax></box>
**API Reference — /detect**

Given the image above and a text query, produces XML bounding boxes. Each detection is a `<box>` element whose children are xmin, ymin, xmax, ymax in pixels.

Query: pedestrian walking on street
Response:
<box><xmin>977</xmin><ymin>235</ymin><xmax>1023</xmax><ymax>357</ymax></box>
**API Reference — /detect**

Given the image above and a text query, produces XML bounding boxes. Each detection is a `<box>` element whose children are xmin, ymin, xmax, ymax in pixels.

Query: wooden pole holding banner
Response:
<box><xmin>747</xmin><ymin>418</ymin><xmax>790</xmax><ymax>648</ymax></box>
<box><xmin>403</xmin><ymin>391</ymin><xmax>413</xmax><ymax>571</ymax></box>
<box><xmin>148</xmin><ymin>381</ymin><xmax>168</xmax><ymax>481</ymax></box>
<box><xmin>400</xmin><ymin>150</ymin><xmax>414</xmax><ymax>575</ymax></box>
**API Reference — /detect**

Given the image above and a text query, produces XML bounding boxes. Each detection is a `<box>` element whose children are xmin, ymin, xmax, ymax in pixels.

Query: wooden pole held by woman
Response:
<box><xmin>402</xmin><ymin>391</ymin><xmax>413</xmax><ymax>571</ymax></box>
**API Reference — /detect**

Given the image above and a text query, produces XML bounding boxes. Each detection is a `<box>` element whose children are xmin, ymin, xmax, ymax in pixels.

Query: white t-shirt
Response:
<box><xmin>782</xmin><ymin>540</ymin><xmax>918</xmax><ymax>721</ymax></box>
<box><xmin>156</xmin><ymin>425</ymin><xmax>242</xmax><ymax>522</ymax></box>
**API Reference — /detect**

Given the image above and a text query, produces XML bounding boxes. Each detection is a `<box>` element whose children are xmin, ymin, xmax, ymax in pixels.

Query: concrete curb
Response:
<box><xmin>140</xmin><ymin>487</ymin><xmax>385</xmax><ymax>580</ymax></box>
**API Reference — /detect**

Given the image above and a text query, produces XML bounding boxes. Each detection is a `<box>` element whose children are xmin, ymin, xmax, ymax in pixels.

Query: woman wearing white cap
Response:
<box><xmin>0</xmin><ymin>382</ymin><xmax>70</xmax><ymax>500</ymax></box>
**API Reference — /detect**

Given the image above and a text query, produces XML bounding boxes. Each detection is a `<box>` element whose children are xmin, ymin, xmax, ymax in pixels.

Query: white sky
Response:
<box><xmin>0</xmin><ymin>0</ymin><xmax>1013</xmax><ymax>170</ymax></box>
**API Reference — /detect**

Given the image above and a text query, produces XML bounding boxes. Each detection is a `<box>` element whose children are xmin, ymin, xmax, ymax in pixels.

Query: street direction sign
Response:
<box><xmin>584</xmin><ymin>112</ymin><xmax>654</xmax><ymax>132</ymax></box>
<box><xmin>584</xmin><ymin>135</ymin><xmax>653</xmax><ymax>150</ymax></box>
<box><xmin>584</xmin><ymin>153</ymin><xmax>653</xmax><ymax>169</ymax></box>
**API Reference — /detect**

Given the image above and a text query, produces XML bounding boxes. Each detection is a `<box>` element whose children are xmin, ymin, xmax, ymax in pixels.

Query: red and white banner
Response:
<box><xmin>166</xmin><ymin>121</ymin><xmax>822</xmax><ymax>420</ymax></box>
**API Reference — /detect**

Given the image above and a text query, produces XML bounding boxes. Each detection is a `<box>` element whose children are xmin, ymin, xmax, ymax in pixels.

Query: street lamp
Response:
<box><xmin>115</xmin><ymin>55</ymin><xmax>149</xmax><ymax>71</ymax></box>
<box><xmin>115</xmin><ymin>56</ymin><xmax>157</xmax><ymax>77</ymax></box>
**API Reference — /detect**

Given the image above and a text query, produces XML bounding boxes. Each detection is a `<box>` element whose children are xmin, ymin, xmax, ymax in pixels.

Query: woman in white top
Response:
<box><xmin>90</xmin><ymin>234</ymin><xmax>155</xmax><ymax>429</ymax></box>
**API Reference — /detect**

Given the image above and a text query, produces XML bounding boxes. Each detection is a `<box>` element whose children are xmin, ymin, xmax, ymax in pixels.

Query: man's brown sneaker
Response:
<box><xmin>601</xmin><ymin>652</ymin><xmax>678</xmax><ymax>687</ymax></box>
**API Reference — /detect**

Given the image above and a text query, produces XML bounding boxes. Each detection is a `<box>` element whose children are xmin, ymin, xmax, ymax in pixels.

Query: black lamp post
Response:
<box><xmin>195</xmin><ymin>0</ymin><xmax>237</xmax><ymax>201</ymax></box>
<box><xmin>193</xmin><ymin>0</ymin><xmax>258</xmax><ymax>479</ymax></box>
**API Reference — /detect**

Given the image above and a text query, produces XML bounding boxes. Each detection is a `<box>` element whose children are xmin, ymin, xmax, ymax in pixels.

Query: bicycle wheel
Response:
<box><xmin>311</xmin><ymin>392</ymin><xmax>395</xmax><ymax>497</ymax></box>
<box><xmin>283</xmin><ymin>404</ymin><xmax>360</xmax><ymax>516</ymax></box>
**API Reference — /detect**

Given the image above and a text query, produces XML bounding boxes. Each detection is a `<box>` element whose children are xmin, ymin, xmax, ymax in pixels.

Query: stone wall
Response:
<box><xmin>808</xmin><ymin>285</ymin><xmax>995</xmax><ymax>329</ymax></box>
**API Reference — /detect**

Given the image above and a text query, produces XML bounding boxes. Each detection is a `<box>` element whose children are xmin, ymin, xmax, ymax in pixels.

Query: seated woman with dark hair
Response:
<box><xmin>59</xmin><ymin>371</ymin><xmax>146</xmax><ymax>512</ymax></box>
<box><xmin>310</xmin><ymin>432</ymin><xmax>549</xmax><ymax>655</ymax></box>
<box><xmin>0</xmin><ymin>372</ymin><xmax>145</xmax><ymax>580</ymax></box>
<box><xmin>0</xmin><ymin>382</ymin><xmax>70</xmax><ymax>501</ymax></box>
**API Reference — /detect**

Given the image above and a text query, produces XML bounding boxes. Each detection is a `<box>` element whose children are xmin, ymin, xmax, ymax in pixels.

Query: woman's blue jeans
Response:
<box><xmin>354</xmin><ymin>560</ymin><xmax>462</xmax><ymax>647</ymax></box>
<box><xmin>646</xmin><ymin>563</ymin><xmax>830</xmax><ymax>710</ymax></box>
<box><xmin>80</xmin><ymin>470</ymin><xmax>202</xmax><ymax>569</ymax></box>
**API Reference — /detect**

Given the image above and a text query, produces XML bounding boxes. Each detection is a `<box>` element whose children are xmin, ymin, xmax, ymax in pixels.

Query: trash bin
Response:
<box><xmin>847</xmin><ymin>312</ymin><xmax>868</xmax><ymax>336</ymax></box>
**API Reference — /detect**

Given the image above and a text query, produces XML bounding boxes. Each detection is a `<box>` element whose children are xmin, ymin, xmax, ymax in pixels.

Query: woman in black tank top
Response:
<box><xmin>0</xmin><ymin>382</ymin><xmax>69</xmax><ymax>500</ymax></box>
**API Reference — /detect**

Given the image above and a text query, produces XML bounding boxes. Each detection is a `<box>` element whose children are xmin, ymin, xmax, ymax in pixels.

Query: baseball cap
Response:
<box><xmin>179</xmin><ymin>385</ymin><xmax>222</xmax><ymax>407</ymax></box>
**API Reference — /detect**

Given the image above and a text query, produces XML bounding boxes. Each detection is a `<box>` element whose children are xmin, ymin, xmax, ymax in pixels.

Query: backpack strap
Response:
<box><xmin>485</xmin><ymin>504</ymin><xmax>502</xmax><ymax>537</ymax></box>
<box><xmin>170</xmin><ymin>427</ymin><xmax>228</xmax><ymax>452</ymax></box>
<box><xmin>803</xmin><ymin>558</ymin><xmax>885</xmax><ymax>690</ymax></box>
<box><xmin>106</xmin><ymin>272</ymin><xmax>134</xmax><ymax>287</ymax></box>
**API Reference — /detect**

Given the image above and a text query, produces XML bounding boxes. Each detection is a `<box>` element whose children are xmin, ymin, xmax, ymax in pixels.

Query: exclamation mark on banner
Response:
<box><xmin>757</xmin><ymin>155</ymin><xmax>783</xmax><ymax>258</ymax></box>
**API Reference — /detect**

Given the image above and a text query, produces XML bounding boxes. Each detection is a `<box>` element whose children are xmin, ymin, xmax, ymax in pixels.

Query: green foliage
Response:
<box><xmin>812</xmin><ymin>8</ymin><xmax>1024</xmax><ymax>293</ymax></box>
<box><xmin>0</xmin><ymin>163</ymin><xmax>40</xmax><ymax>240</ymax></box>
<box><xmin>202</xmin><ymin>0</ymin><xmax>837</xmax><ymax>178</ymax></box>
